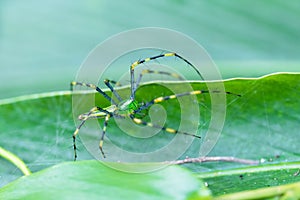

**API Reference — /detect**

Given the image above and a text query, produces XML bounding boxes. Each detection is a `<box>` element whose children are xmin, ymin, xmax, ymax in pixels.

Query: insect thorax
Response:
<box><xmin>118</xmin><ymin>99</ymin><xmax>140</xmax><ymax>114</ymax></box>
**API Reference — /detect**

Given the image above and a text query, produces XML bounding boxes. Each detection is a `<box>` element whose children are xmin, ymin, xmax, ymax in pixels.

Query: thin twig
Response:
<box><xmin>166</xmin><ymin>156</ymin><xmax>260</xmax><ymax>165</ymax></box>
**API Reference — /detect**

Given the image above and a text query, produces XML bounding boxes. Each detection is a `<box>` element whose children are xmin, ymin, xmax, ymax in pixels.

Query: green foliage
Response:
<box><xmin>1</xmin><ymin>1</ymin><xmax>299</xmax><ymax>199</ymax></box>
<box><xmin>1</xmin><ymin>1</ymin><xmax>300</xmax><ymax>99</ymax></box>
<box><xmin>0</xmin><ymin>161</ymin><xmax>211</xmax><ymax>200</ymax></box>
<box><xmin>0</xmin><ymin>73</ymin><xmax>299</xmax><ymax>199</ymax></box>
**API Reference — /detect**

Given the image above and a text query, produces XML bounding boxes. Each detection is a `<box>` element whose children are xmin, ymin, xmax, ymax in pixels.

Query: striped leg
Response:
<box><xmin>70</xmin><ymin>81</ymin><xmax>117</xmax><ymax>105</ymax></box>
<box><xmin>129</xmin><ymin>52</ymin><xmax>204</xmax><ymax>100</ymax></box>
<box><xmin>105</xmin><ymin>79</ymin><xmax>122</xmax><ymax>87</ymax></box>
<box><xmin>73</xmin><ymin>106</ymin><xmax>112</xmax><ymax>160</ymax></box>
<box><xmin>99</xmin><ymin>114</ymin><xmax>111</xmax><ymax>158</ymax></box>
<box><xmin>104</xmin><ymin>79</ymin><xmax>123</xmax><ymax>102</ymax></box>
<box><xmin>129</xmin><ymin>114</ymin><xmax>201</xmax><ymax>138</ymax></box>
<box><xmin>73</xmin><ymin>107</ymin><xmax>101</xmax><ymax>161</ymax></box>
<box><xmin>135</xmin><ymin>69</ymin><xmax>184</xmax><ymax>89</ymax></box>
<box><xmin>134</xmin><ymin>90</ymin><xmax>241</xmax><ymax>113</ymax></box>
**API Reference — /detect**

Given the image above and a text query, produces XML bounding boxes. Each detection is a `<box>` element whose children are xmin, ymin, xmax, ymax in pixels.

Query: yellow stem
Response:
<box><xmin>0</xmin><ymin>146</ymin><xmax>31</xmax><ymax>176</ymax></box>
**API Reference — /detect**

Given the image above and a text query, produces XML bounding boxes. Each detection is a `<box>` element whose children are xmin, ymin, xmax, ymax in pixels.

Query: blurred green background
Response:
<box><xmin>0</xmin><ymin>0</ymin><xmax>299</xmax><ymax>99</ymax></box>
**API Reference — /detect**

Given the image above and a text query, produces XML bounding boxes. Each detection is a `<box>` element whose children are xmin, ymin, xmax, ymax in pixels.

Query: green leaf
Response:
<box><xmin>0</xmin><ymin>73</ymin><xmax>299</xmax><ymax>197</ymax></box>
<box><xmin>199</xmin><ymin>162</ymin><xmax>300</xmax><ymax>197</ymax></box>
<box><xmin>1</xmin><ymin>2</ymin><xmax>300</xmax><ymax>99</ymax></box>
<box><xmin>214</xmin><ymin>181</ymin><xmax>300</xmax><ymax>200</ymax></box>
<box><xmin>0</xmin><ymin>161</ymin><xmax>211</xmax><ymax>200</ymax></box>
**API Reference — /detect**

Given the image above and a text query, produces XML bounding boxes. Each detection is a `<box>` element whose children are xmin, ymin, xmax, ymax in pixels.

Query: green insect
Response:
<box><xmin>70</xmin><ymin>52</ymin><xmax>238</xmax><ymax>160</ymax></box>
